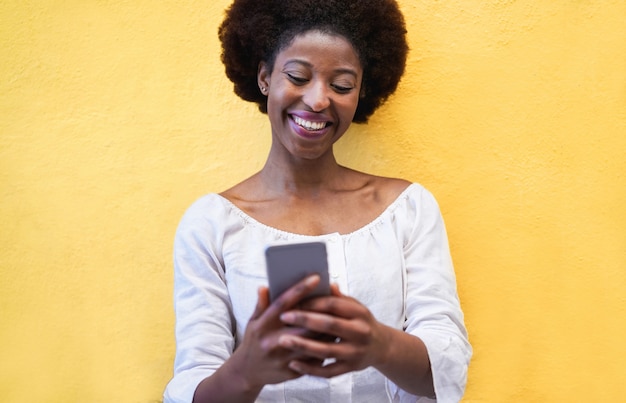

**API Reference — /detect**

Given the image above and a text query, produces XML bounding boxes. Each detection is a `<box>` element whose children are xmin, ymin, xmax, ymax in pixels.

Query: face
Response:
<box><xmin>258</xmin><ymin>30</ymin><xmax>363</xmax><ymax>161</ymax></box>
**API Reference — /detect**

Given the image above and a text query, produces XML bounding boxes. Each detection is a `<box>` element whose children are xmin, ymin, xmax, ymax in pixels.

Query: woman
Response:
<box><xmin>164</xmin><ymin>0</ymin><xmax>471</xmax><ymax>402</ymax></box>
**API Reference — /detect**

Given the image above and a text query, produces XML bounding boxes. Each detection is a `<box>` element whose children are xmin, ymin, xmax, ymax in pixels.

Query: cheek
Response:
<box><xmin>267</xmin><ymin>86</ymin><xmax>296</xmax><ymax>114</ymax></box>
<box><xmin>265</xmin><ymin>94</ymin><xmax>283</xmax><ymax>119</ymax></box>
<box><xmin>339</xmin><ymin>96</ymin><xmax>360</xmax><ymax>119</ymax></box>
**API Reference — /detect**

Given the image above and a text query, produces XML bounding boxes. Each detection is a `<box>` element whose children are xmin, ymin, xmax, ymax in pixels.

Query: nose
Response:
<box><xmin>303</xmin><ymin>81</ymin><xmax>331</xmax><ymax>112</ymax></box>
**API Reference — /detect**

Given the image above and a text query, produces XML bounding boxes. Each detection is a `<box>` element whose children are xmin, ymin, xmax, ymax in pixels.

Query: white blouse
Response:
<box><xmin>164</xmin><ymin>183</ymin><xmax>471</xmax><ymax>403</ymax></box>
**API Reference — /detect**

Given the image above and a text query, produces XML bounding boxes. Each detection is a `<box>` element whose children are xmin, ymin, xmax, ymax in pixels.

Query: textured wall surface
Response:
<box><xmin>1</xmin><ymin>1</ymin><xmax>625</xmax><ymax>402</ymax></box>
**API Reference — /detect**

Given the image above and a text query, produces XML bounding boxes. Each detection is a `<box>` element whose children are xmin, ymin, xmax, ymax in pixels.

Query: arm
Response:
<box><xmin>363</xmin><ymin>313</ymin><xmax>435</xmax><ymax>397</ymax></box>
<box><xmin>163</xmin><ymin>198</ymin><xmax>238</xmax><ymax>403</ymax></box>
<box><xmin>164</xmin><ymin>197</ymin><xmax>324</xmax><ymax>403</ymax></box>
<box><xmin>399</xmin><ymin>188</ymin><xmax>471</xmax><ymax>401</ymax></box>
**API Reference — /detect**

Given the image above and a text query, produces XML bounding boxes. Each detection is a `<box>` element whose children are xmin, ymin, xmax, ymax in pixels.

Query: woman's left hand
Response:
<box><xmin>277</xmin><ymin>284</ymin><xmax>391</xmax><ymax>378</ymax></box>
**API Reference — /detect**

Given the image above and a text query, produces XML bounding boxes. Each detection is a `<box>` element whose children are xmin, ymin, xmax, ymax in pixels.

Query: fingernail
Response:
<box><xmin>305</xmin><ymin>275</ymin><xmax>318</xmax><ymax>286</ymax></box>
<box><xmin>280</xmin><ymin>312</ymin><xmax>294</xmax><ymax>323</ymax></box>
<box><xmin>289</xmin><ymin>361</ymin><xmax>303</xmax><ymax>373</ymax></box>
<box><xmin>279</xmin><ymin>335</ymin><xmax>294</xmax><ymax>347</ymax></box>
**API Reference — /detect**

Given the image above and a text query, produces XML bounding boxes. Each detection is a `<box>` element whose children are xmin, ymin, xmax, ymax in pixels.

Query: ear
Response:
<box><xmin>257</xmin><ymin>61</ymin><xmax>270</xmax><ymax>95</ymax></box>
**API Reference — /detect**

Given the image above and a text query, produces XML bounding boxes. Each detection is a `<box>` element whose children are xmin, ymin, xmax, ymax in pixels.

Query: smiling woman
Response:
<box><xmin>259</xmin><ymin>31</ymin><xmax>362</xmax><ymax>161</ymax></box>
<box><xmin>163</xmin><ymin>1</ymin><xmax>471</xmax><ymax>402</ymax></box>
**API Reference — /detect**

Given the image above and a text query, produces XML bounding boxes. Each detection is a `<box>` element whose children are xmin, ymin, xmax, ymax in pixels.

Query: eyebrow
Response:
<box><xmin>283</xmin><ymin>59</ymin><xmax>359</xmax><ymax>78</ymax></box>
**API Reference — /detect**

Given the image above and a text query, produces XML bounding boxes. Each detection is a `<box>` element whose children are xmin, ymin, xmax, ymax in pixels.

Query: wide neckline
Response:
<box><xmin>214</xmin><ymin>183</ymin><xmax>418</xmax><ymax>239</ymax></box>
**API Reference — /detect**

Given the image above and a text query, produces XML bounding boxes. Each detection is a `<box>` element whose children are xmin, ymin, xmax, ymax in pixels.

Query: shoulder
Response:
<box><xmin>395</xmin><ymin>181</ymin><xmax>442</xmax><ymax>214</ymax></box>
<box><xmin>350</xmin><ymin>170</ymin><xmax>412</xmax><ymax>206</ymax></box>
<box><xmin>377</xmin><ymin>176</ymin><xmax>413</xmax><ymax>202</ymax></box>
<box><xmin>180</xmin><ymin>193</ymin><xmax>230</xmax><ymax>222</ymax></box>
<box><xmin>219</xmin><ymin>172</ymin><xmax>262</xmax><ymax>198</ymax></box>
<box><xmin>371</xmin><ymin>178</ymin><xmax>443</xmax><ymax>223</ymax></box>
<box><xmin>218</xmin><ymin>174</ymin><xmax>270</xmax><ymax>211</ymax></box>
<box><xmin>339</xmin><ymin>169</ymin><xmax>440</xmax><ymax>214</ymax></box>
<box><xmin>175</xmin><ymin>193</ymin><xmax>238</xmax><ymax>243</ymax></box>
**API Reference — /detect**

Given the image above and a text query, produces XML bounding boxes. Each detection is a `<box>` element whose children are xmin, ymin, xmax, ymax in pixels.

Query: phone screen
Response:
<box><xmin>265</xmin><ymin>241</ymin><xmax>330</xmax><ymax>301</ymax></box>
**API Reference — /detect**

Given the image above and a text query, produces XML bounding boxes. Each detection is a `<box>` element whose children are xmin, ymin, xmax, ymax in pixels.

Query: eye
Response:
<box><xmin>286</xmin><ymin>73</ymin><xmax>308</xmax><ymax>85</ymax></box>
<box><xmin>331</xmin><ymin>84</ymin><xmax>354</xmax><ymax>94</ymax></box>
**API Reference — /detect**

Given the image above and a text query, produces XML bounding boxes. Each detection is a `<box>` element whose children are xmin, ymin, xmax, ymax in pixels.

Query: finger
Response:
<box><xmin>263</xmin><ymin>274</ymin><xmax>321</xmax><ymax>320</ymax></box>
<box><xmin>295</xmin><ymin>294</ymin><xmax>371</xmax><ymax>322</ymax></box>
<box><xmin>330</xmin><ymin>283</ymin><xmax>342</xmax><ymax>296</ymax></box>
<box><xmin>278</xmin><ymin>333</ymin><xmax>354</xmax><ymax>362</ymax></box>
<box><xmin>285</xmin><ymin>350</ymin><xmax>325</xmax><ymax>367</ymax></box>
<box><xmin>281</xmin><ymin>310</ymin><xmax>371</xmax><ymax>342</ymax></box>
<box><xmin>278</xmin><ymin>335</ymin><xmax>330</xmax><ymax>361</ymax></box>
<box><xmin>249</xmin><ymin>286</ymin><xmax>270</xmax><ymax>320</ymax></box>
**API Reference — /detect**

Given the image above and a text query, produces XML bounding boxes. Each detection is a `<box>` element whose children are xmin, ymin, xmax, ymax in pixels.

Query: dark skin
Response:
<box><xmin>193</xmin><ymin>277</ymin><xmax>322</xmax><ymax>402</ymax></box>
<box><xmin>192</xmin><ymin>31</ymin><xmax>435</xmax><ymax>402</ymax></box>
<box><xmin>227</xmin><ymin>165</ymin><xmax>408</xmax><ymax>236</ymax></box>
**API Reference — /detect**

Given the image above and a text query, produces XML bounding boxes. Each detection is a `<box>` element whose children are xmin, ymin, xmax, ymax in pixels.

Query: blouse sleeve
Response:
<box><xmin>388</xmin><ymin>186</ymin><xmax>472</xmax><ymax>403</ymax></box>
<box><xmin>163</xmin><ymin>196</ymin><xmax>235</xmax><ymax>403</ymax></box>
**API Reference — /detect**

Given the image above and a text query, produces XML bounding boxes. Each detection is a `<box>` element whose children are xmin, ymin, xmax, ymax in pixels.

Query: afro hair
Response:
<box><xmin>218</xmin><ymin>0</ymin><xmax>409</xmax><ymax>123</ymax></box>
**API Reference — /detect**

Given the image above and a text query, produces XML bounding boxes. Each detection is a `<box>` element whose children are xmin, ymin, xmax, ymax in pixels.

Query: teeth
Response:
<box><xmin>293</xmin><ymin>116</ymin><xmax>326</xmax><ymax>131</ymax></box>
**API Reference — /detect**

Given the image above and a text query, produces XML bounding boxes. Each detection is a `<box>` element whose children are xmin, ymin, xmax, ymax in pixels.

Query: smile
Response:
<box><xmin>292</xmin><ymin>115</ymin><xmax>329</xmax><ymax>131</ymax></box>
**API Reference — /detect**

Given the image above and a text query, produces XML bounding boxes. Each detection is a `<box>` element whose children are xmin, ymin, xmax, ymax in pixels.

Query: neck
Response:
<box><xmin>259</xmin><ymin>151</ymin><xmax>343</xmax><ymax>196</ymax></box>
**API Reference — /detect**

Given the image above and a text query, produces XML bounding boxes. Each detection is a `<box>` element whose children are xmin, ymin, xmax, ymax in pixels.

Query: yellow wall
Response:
<box><xmin>1</xmin><ymin>1</ymin><xmax>625</xmax><ymax>401</ymax></box>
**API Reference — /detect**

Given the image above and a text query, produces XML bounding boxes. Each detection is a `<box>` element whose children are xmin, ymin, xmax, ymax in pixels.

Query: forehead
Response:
<box><xmin>275</xmin><ymin>30</ymin><xmax>362</xmax><ymax>72</ymax></box>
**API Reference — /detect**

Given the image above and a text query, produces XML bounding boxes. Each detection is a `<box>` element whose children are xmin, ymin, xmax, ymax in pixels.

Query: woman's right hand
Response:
<box><xmin>231</xmin><ymin>274</ymin><xmax>325</xmax><ymax>388</ymax></box>
<box><xmin>193</xmin><ymin>274</ymin><xmax>323</xmax><ymax>403</ymax></box>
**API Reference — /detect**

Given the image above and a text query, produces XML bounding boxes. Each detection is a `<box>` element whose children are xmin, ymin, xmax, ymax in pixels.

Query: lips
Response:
<box><xmin>288</xmin><ymin>112</ymin><xmax>333</xmax><ymax>139</ymax></box>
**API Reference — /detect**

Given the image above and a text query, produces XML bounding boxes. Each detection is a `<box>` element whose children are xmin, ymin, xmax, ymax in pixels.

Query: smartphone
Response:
<box><xmin>265</xmin><ymin>241</ymin><xmax>330</xmax><ymax>302</ymax></box>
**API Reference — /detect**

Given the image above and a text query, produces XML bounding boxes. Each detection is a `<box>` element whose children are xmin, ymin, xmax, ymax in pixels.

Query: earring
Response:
<box><xmin>260</xmin><ymin>86</ymin><xmax>267</xmax><ymax>94</ymax></box>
